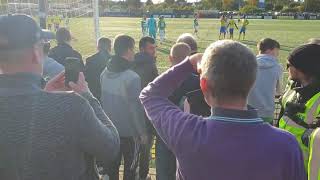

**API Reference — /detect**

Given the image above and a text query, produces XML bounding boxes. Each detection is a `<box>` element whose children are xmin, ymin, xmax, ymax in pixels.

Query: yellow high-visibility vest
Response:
<box><xmin>279</xmin><ymin>90</ymin><xmax>320</xmax><ymax>169</ymax></box>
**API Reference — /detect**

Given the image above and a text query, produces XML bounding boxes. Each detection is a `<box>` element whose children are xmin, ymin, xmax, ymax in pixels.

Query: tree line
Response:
<box><xmin>99</xmin><ymin>0</ymin><xmax>320</xmax><ymax>14</ymax></box>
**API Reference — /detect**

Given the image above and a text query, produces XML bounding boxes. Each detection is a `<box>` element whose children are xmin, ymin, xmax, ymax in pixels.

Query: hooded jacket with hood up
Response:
<box><xmin>248</xmin><ymin>54</ymin><xmax>283</xmax><ymax>119</ymax></box>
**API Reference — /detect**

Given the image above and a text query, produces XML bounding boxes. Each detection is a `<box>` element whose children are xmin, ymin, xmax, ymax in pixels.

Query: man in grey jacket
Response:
<box><xmin>248</xmin><ymin>38</ymin><xmax>283</xmax><ymax>123</ymax></box>
<box><xmin>0</xmin><ymin>14</ymin><xmax>119</xmax><ymax>180</ymax></box>
<box><xmin>101</xmin><ymin>35</ymin><xmax>146</xmax><ymax>180</ymax></box>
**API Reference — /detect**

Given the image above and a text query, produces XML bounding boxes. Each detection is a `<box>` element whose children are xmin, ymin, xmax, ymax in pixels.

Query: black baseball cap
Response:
<box><xmin>288</xmin><ymin>43</ymin><xmax>320</xmax><ymax>78</ymax></box>
<box><xmin>0</xmin><ymin>14</ymin><xmax>55</xmax><ymax>51</ymax></box>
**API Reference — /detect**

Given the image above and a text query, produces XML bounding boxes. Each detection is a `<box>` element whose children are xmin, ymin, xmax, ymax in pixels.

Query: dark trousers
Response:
<box><xmin>155</xmin><ymin>137</ymin><xmax>176</xmax><ymax>180</ymax></box>
<box><xmin>108</xmin><ymin>137</ymin><xmax>137</xmax><ymax>180</ymax></box>
<box><xmin>139</xmin><ymin>133</ymin><xmax>154</xmax><ymax>179</ymax></box>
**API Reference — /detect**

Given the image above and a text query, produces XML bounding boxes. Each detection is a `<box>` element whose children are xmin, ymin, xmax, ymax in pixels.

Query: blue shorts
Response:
<box><xmin>229</xmin><ymin>28</ymin><xmax>234</xmax><ymax>34</ymax></box>
<box><xmin>240</xmin><ymin>27</ymin><xmax>246</xmax><ymax>33</ymax></box>
<box><xmin>220</xmin><ymin>26</ymin><xmax>226</xmax><ymax>33</ymax></box>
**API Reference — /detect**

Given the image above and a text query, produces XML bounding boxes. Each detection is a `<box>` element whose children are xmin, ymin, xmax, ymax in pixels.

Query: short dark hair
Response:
<box><xmin>98</xmin><ymin>37</ymin><xmax>112</xmax><ymax>51</ymax></box>
<box><xmin>56</xmin><ymin>27</ymin><xmax>71</xmax><ymax>44</ymax></box>
<box><xmin>139</xmin><ymin>36</ymin><xmax>155</xmax><ymax>50</ymax></box>
<box><xmin>113</xmin><ymin>35</ymin><xmax>135</xmax><ymax>56</ymax></box>
<box><xmin>201</xmin><ymin>40</ymin><xmax>257</xmax><ymax>101</ymax></box>
<box><xmin>176</xmin><ymin>33</ymin><xmax>198</xmax><ymax>54</ymax></box>
<box><xmin>43</xmin><ymin>42</ymin><xmax>51</xmax><ymax>55</ymax></box>
<box><xmin>258</xmin><ymin>38</ymin><xmax>280</xmax><ymax>53</ymax></box>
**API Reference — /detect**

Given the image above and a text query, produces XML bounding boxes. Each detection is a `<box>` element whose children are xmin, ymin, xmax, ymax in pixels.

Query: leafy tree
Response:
<box><xmin>146</xmin><ymin>0</ymin><xmax>153</xmax><ymax>6</ymax></box>
<box><xmin>305</xmin><ymin>0</ymin><xmax>320</xmax><ymax>12</ymax></box>
<box><xmin>289</xmin><ymin>2</ymin><xmax>301</xmax><ymax>8</ymax></box>
<box><xmin>176</xmin><ymin>0</ymin><xmax>187</xmax><ymax>5</ymax></box>
<box><xmin>201</xmin><ymin>0</ymin><xmax>222</xmax><ymax>10</ymax></box>
<box><xmin>245</xmin><ymin>0</ymin><xmax>258</xmax><ymax>6</ymax></box>
<box><xmin>127</xmin><ymin>0</ymin><xmax>141</xmax><ymax>10</ymax></box>
<box><xmin>165</xmin><ymin>0</ymin><xmax>175</xmax><ymax>5</ymax></box>
<box><xmin>222</xmin><ymin>0</ymin><xmax>234</xmax><ymax>10</ymax></box>
<box><xmin>281</xmin><ymin>7</ymin><xmax>299</xmax><ymax>13</ymax></box>
<box><xmin>274</xmin><ymin>4</ymin><xmax>284</xmax><ymax>11</ymax></box>
<box><xmin>240</xmin><ymin>5</ymin><xmax>263</xmax><ymax>14</ymax></box>
<box><xmin>265</xmin><ymin>3</ymin><xmax>274</xmax><ymax>11</ymax></box>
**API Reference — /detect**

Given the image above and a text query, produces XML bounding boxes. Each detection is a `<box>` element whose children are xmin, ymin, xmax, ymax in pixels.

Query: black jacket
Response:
<box><xmin>49</xmin><ymin>42</ymin><xmax>84</xmax><ymax>67</ymax></box>
<box><xmin>132</xmin><ymin>52</ymin><xmax>159</xmax><ymax>88</ymax></box>
<box><xmin>279</xmin><ymin>80</ymin><xmax>320</xmax><ymax>120</ymax></box>
<box><xmin>84</xmin><ymin>51</ymin><xmax>111</xmax><ymax>100</ymax></box>
<box><xmin>169</xmin><ymin>73</ymin><xmax>211</xmax><ymax>117</ymax></box>
<box><xmin>131</xmin><ymin>52</ymin><xmax>159</xmax><ymax>134</ymax></box>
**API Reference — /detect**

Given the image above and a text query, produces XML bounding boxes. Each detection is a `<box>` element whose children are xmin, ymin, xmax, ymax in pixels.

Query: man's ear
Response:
<box><xmin>169</xmin><ymin>55</ymin><xmax>174</xmax><ymax>63</ymax></box>
<box><xmin>200</xmin><ymin>77</ymin><xmax>213</xmax><ymax>107</ymax></box>
<box><xmin>200</xmin><ymin>77</ymin><xmax>208</xmax><ymax>93</ymax></box>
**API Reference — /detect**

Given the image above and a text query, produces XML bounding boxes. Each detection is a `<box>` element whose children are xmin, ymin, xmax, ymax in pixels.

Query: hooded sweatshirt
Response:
<box><xmin>248</xmin><ymin>54</ymin><xmax>283</xmax><ymax>119</ymax></box>
<box><xmin>100</xmin><ymin>55</ymin><xmax>146</xmax><ymax>137</ymax></box>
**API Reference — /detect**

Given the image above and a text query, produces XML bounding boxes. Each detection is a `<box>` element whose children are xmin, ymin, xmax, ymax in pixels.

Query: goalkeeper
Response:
<box><xmin>147</xmin><ymin>15</ymin><xmax>157</xmax><ymax>40</ymax></box>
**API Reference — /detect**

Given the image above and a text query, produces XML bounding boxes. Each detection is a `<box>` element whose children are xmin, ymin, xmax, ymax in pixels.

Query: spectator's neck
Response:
<box><xmin>300</xmin><ymin>77</ymin><xmax>315</xmax><ymax>87</ymax></box>
<box><xmin>0</xmin><ymin>64</ymin><xmax>41</xmax><ymax>76</ymax></box>
<box><xmin>258</xmin><ymin>52</ymin><xmax>277</xmax><ymax>59</ymax></box>
<box><xmin>211</xmin><ymin>99</ymin><xmax>248</xmax><ymax>111</ymax></box>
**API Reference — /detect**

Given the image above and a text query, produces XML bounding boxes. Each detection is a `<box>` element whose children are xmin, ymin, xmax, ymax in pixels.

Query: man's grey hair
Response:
<box><xmin>200</xmin><ymin>40</ymin><xmax>257</xmax><ymax>101</ymax></box>
<box><xmin>176</xmin><ymin>33</ymin><xmax>197</xmax><ymax>54</ymax></box>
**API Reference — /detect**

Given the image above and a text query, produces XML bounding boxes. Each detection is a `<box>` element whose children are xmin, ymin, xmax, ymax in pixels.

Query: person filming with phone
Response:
<box><xmin>0</xmin><ymin>14</ymin><xmax>119</xmax><ymax>180</ymax></box>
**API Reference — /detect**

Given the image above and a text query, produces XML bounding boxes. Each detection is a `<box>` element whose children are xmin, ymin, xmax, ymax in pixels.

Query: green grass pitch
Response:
<box><xmin>66</xmin><ymin>17</ymin><xmax>320</xmax><ymax>79</ymax></box>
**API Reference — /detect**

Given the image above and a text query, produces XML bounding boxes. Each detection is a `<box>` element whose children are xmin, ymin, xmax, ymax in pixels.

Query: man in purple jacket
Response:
<box><xmin>140</xmin><ymin>40</ymin><xmax>306</xmax><ymax>180</ymax></box>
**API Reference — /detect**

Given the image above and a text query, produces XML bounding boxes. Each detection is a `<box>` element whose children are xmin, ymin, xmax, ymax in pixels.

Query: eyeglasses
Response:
<box><xmin>286</xmin><ymin>63</ymin><xmax>292</xmax><ymax>70</ymax></box>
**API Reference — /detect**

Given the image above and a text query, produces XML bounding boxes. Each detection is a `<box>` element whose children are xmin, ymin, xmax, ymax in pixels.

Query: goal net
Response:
<box><xmin>1</xmin><ymin>0</ymin><xmax>100</xmax><ymax>58</ymax></box>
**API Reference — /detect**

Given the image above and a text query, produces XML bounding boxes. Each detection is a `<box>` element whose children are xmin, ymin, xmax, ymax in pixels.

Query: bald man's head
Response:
<box><xmin>170</xmin><ymin>43</ymin><xmax>191</xmax><ymax>65</ymax></box>
<box><xmin>176</xmin><ymin>33</ymin><xmax>197</xmax><ymax>54</ymax></box>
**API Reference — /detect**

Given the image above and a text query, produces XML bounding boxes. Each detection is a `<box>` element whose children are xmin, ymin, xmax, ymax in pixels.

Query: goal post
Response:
<box><xmin>93</xmin><ymin>0</ymin><xmax>100</xmax><ymax>42</ymax></box>
<box><xmin>2</xmin><ymin>0</ymin><xmax>101</xmax><ymax>44</ymax></box>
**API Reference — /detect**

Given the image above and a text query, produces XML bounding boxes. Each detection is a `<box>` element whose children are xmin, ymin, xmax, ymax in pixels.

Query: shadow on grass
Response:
<box><xmin>157</xmin><ymin>47</ymin><xmax>170</xmax><ymax>55</ymax></box>
<box><xmin>241</xmin><ymin>40</ymin><xmax>294</xmax><ymax>52</ymax></box>
<box><xmin>196</xmin><ymin>38</ymin><xmax>294</xmax><ymax>52</ymax></box>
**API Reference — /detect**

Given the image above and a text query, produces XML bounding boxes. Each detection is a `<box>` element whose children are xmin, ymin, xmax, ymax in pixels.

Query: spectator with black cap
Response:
<box><xmin>0</xmin><ymin>14</ymin><xmax>119</xmax><ymax>180</ymax></box>
<box><xmin>278</xmin><ymin>43</ymin><xmax>320</xmax><ymax>176</ymax></box>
